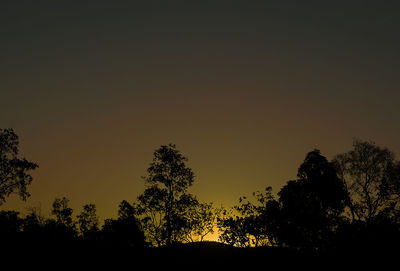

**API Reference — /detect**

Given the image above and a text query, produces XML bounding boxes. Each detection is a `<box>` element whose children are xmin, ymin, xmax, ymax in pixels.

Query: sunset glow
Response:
<box><xmin>1</xmin><ymin>1</ymin><xmax>399</xmax><ymax>224</ymax></box>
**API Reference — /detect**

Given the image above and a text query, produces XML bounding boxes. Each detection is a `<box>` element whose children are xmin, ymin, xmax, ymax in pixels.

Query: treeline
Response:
<box><xmin>0</xmin><ymin>198</ymin><xmax>146</xmax><ymax>249</ymax></box>
<box><xmin>1</xmin><ymin>128</ymin><xmax>400</xmax><ymax>257</ymax></box>
<box><xmin>217</xmin><ymin>142</ymin><xmax>400</xmax><ymax>254</ymax></box>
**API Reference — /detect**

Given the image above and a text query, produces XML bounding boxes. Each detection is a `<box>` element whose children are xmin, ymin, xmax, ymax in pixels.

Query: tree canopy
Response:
<box><xmin>333</xmin><ymin>139</ymin><xmax>400</xmax><ymax>223</ymax></box>
<box><xmin>276</xmin><ymin>149</ymin><xmax>349</xmax><ymax>249</ymax></box>
<box><xmin>0</xmin><ymin>128</ymin><xmax>38</xmax><ymax>204</ymax></box>
<box><xmin>135</xmin><ymin>144</ymin><xmax>196</xmax><ymax>246</ymax></box>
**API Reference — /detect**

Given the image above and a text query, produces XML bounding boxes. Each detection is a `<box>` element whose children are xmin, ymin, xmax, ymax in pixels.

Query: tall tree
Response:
<box><xmin>139</xmin><ymin>144</ymin><xmax>194</xmax><ymax>246</ymax></box>
<box><xmin>333</xmin><ymin>139</ymin><xmax>400</xmax><ymax>222</ymax></box>
<box><xmin>0</xmin><ymin>128</ymin><xmax>38</xmax><ymax>204</ymax></box>
<box><xmin>277</xmin><ymin>149</ymin><xmax>348</xmax><ymax>249</ymax></box>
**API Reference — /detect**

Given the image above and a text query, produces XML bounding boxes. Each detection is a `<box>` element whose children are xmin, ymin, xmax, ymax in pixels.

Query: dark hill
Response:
<box><xmin>5</xmin><ymin>241</ymin><xmax>395</xmax><ymax>269</ymax></box>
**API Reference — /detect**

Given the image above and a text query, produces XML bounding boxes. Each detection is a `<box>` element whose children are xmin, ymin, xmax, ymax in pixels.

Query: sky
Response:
<box><xmin>1</xmin><ymin>1</ymin><xmax>400</xmax><ymax>221</ymax></box>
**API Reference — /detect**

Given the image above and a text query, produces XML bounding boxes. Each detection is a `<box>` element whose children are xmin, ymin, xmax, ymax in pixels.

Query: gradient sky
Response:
<box><xmin>1</xmin><ymin>1</ymin><xmax>400</xmax><ymax>221</ymax></box>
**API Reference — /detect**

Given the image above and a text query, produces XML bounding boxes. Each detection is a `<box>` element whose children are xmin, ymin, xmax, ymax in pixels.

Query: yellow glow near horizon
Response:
<box><xmin>2</xmin><ymin>1</ymin><xmax>400</xmax><ymax>226</ymax></box>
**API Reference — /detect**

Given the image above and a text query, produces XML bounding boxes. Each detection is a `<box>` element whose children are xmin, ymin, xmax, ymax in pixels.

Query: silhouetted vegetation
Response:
<box><xmin>0</xmin><ymin>128</ymin><xmax>38</xmax><ymax>204</ymax></box>
<box><xmin>276</xmin><ymin>149</ymin><xmax>348</xmax><ymax>250</ymax></box>
<box><xmin>101</xmin><ymin>200</ymin><xmax>146</xmax><ymax>248</ymax></box>
<box><xmin>135</xmin><ymin>144</ymin><xmax>196</xmax><ymax>247</ymax></box>
<box><xmin>1</xmin><ymin>129</ymin><xmax>399</xmax><ymax>264</ymax></box>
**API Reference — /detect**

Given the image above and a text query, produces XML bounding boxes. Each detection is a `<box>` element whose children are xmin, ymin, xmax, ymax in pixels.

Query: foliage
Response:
<box><xmin>0</xmin><ymin>128</ymin><xmax>38</xmax><ymax>204</ymax></box>
<box><xmin>217</xmin><ymin>187</ymin><xmax>277</xmax><ymax>247</ymax></box>
<box><xmin>134</xmin><ymin>185</ymin><xmax>167</xmax><ymax>246</ymax></box>
<box><xmin>51</xmin><ymin>197</ymin><xmax>75</xmax><ymax>229</ymax></box>
<box><xmin>182</xmin><ymin>201</ymin><xmax>221</xmax><ymax>242</ymax></box>
<box><xmin>77</xmin><ymin>203</ymin><xmax>99</xmax><ymax>239</ymax></box>
<box><xmin>333</xmin><ymin>139</ymin><xmax>400</xmax><ymax>223</ymax></box>
<box><xmin>22</xmin><ymin>206</ymin><xmax>47</xmax><ymax>242</ymax></box>
<box><xmin>101</xmin><ymin>200</ymin><xmax>146</xmax><ymax>248</ymax></box>
<box><xmin>218</xmin><ymin>150</ymin><xmax>350</xmax><ymax>249</ymax></box>
<box><xmin>135</xmin><ymin>189</ymin><xmax>218</xmax><ymax>246</ymax></box>
<box><xmin>276</xmin><ymin>150</ymin><xmax>348</xmax><ymax>249</ymax></box>
<box><xmin>169</xmin><ymin>194</ymin><xmax>220</xmax><ymax>243</ymax></box>
<box><xmin>0</xmin><ymin>210</ymin><xmax>22</xmax><ymax>234</ymax></box>
<box><xmin>49</xmin><ymin>197</ymin><xmax>77</xmax><ymax>241</ymax></box>
<box><xmin>217</xmin><ymin>210</ymin><xmax>249</xmax><ymax>247</ymax></box>
<box><xmin>136</xmin><ymin>144</ymin><xmax>195</xmax><ymax>246</ymax></box>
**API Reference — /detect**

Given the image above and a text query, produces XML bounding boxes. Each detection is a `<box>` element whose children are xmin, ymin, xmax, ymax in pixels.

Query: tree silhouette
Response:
<box><xmin>386</xmin><ymin>161</ymin><xmax>400</xmax><ymax>222</ymax></box>
<box><xmin>217</xmin><ymin>187</ymin><xmax>277</xmax><ymax>247</ymax></box>
<box><xmin>134</xmin><ymin>185</ymin><xmax>166</xmax><ymax>246</ymax></box>
<box><xmin>276</xmin><ymin>149</ymin><xmax>348</xmax><ymax>249</ymax></box>
<box><xmin>168</xmin><ymin>193</ymin><xmax>198</xmax><ymax>243</ymax></box>
<box><xmin>135</xmin><ymin>189</ymin><xmax>202</xmax><ymax>246</ymax></box>
<box><xmin>138</xmin><ymin>144</ymin><xmax>195</xmax><ymax>246</ymax></box>
<box><xmin>101</xmin><ymin>200</ymin><xmax>146</xmax><ymax>248</ymax></box>
<box><xmin>77</xmin><ymin>203</ymin><xmax>99</xmax><ymax>240</ymax></box>
<box><xmin>182</xmin><ymin>201</ymin><xmax>221</xmax><ymax>242</ymax></box>
<box><xmin>51</xmin><ymin>197</ymin><xmax>74</xmax><ymax>228</ymax></box>
<box><xmin>48</xmin><ymin>197</ymin><xmax>77</xmax><ymax>242</ymax></box>
<box><xmin>217</xmin><ymin>210</ymin><xmax>250</xmax><ymax>247</ymax></box>
<box><xmin>22</xmin><ymin>206</ymin><xmax>47</xmax><ymax>245</ymax></box>
<box><xmin>333</xmin><ymin>139</ymin><xmax>400</xmax><ymax>223</ymax></box>
<box><xmin>167</xmin><ymin>193</ymin><xmax>219</xmax><ymax>243</ymax></box>
<box><xmin>0</xmin><ymin>210</ymin><xmax>22</xmax><ymax>246</ymax></box>
<box><xmin>0</xmin><ymin>128</ymin><xmax>38</xmax><ymax>204</ymax></box>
